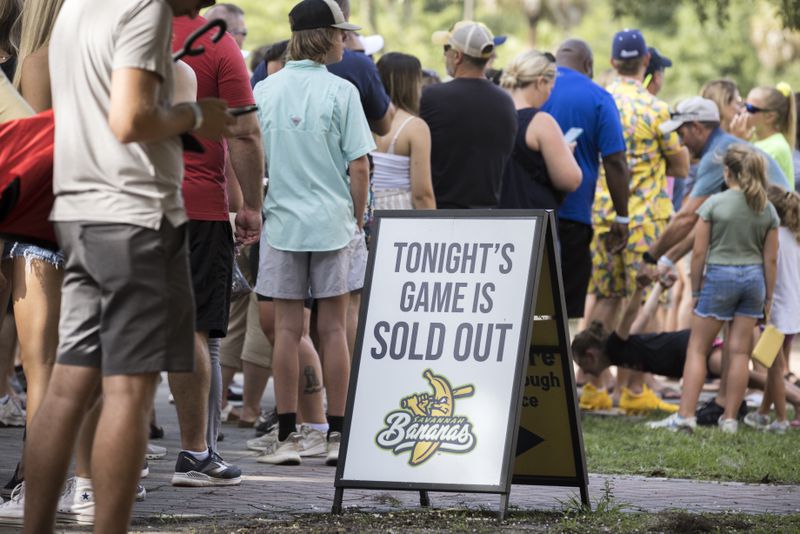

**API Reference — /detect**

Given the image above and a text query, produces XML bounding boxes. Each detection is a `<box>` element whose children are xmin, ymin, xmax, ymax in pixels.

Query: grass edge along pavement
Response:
<box><xmin>119</xmin><ymin>481</ymin><xmax>800</xmax><ymax>533</ymax></box>
<box><xmin>581</xmin><ymin>412</ymin><xmax>800</xmax><ymax>484</ymax></box>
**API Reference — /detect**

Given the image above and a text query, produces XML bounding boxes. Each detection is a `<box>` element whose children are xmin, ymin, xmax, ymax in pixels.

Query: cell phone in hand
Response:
<box><xmin>230</xmin><ymin>104</ymin><xmax>259</xmax><ymax>117</ymax></box>
<box><xmin>564</xmin><ymin>127</ymin><xmax>583</xmax><ymax>143</ymax></box>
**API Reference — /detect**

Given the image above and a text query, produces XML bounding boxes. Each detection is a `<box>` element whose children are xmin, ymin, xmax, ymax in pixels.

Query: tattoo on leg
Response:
<box><xmin>303</xmin><ymin>366</ymin><xmax>322</xmax><ymax>394</ymax></box>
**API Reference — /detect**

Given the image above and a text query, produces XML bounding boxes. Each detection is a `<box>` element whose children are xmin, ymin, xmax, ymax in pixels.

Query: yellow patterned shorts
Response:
<box><xmin>588</xmin><ymin>220</ymin><xmax>667</xmax><ymax>299</ymax></box>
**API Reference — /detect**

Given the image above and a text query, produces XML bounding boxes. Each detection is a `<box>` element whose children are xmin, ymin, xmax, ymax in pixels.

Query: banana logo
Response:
<box><xmin>400</xmin><ymin>370</ymin><xmax>474</xmax><ymax>465</ymax></box>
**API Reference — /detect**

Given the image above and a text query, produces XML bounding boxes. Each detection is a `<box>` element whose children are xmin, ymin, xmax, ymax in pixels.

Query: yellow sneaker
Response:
<box><xmin>579</xmin><ymin>383</ymin><xmax>612</xmax><ymax>411</ymax></box>
<box><xmin>620</xmin><ymin>385</ymin><xmax>679</xmax><ymax>415</ymax></box>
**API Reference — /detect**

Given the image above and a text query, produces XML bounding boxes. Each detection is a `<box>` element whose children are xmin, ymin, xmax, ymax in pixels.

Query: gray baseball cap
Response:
<box><xmin>660</xmin><ymin>96</ymin><xmax>721</xmax><ymax>133</ymax></box>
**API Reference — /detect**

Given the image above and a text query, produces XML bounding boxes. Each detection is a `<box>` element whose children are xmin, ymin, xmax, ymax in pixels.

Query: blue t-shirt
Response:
<box><xmin>327</xmin><ymin>49</ymin><xmax>391</xmax><ymax>121</ymax></box>
<box><xmin>691</xmin><ymin>128</ymin><xmax>790</xmax><ymax>198</ymax></box>
<box><xmin>542</xmin><ymin>66</ymin><xmax>626</xmax><ymax>225</ymax></box>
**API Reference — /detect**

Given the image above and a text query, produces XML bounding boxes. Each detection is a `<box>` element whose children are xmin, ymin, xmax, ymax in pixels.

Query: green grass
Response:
<box><xmin>581</xmin><ymin>413</ymin><xmax>800</xmax><ymax>484</ymax></box>
<box><xmin>131</xmin><ymin>509</ymin><xmax>800</xmax><ymax>533</ymax></box>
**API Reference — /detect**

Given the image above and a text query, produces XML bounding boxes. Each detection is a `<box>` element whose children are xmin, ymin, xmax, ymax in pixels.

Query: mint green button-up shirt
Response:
<box><xmin>254</xmin><ymin>59</ymin><xmax>375</xmax><ymax>251</ymax></box>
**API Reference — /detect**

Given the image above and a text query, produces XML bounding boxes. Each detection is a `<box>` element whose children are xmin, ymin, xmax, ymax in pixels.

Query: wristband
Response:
<box><xmin>642</xmin><ymin>251</ymin><xmax>658</xmax><ymax>265</ymax></box>
<box><xmin>657</xmin><ymin>255</ymin><xmax>675</xmax><ymax>269</ymax></box>
<box><xmin>614</xmin><ymin>215</ymin><xmax>630</xmax><ymax>225</ymax></box>
<box><xmin>186</xmin><ymin>102</ymin><xmax>203</xmax><ymax>132</ymax></box>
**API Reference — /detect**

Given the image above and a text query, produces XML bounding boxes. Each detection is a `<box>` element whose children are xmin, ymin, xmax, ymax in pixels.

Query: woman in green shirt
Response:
<box><xmin>739</xmin><ymin>83</ymin><xmax>796</xmax><ymax>189</ymax></box>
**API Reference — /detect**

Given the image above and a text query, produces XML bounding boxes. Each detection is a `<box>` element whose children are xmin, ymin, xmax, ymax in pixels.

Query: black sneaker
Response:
<box><xmin>254</xmin><ymin>409</ymin><xmax>278</xmax><ymax>437</ymax></box>
<box><xmin>695</xmin><ymin>398</ymin><xmax>724</xmax><ymax>426</ymax></box>
<box><xmin>171</xmin><ymin>451</ymin><xmax>242</xmax><ymax>487</ymax></box>
<box><xmin>149</xmin><ymin>424</ymin><xmax>164</xmax><ymax>440</ymax></box>
<box><xmin>1</xmin><ymin>465</ymin><xmax>22</xmax><ymax>500</ymax></box>
<box><xmin>737</xmin><ymin>400</ymin><xmax>748</xmax><ymax>420</ymax></box>
<box><xmin>696</xmin><ymin>398</ymin><xmax>748</xmax><ymax>425</ymax></box>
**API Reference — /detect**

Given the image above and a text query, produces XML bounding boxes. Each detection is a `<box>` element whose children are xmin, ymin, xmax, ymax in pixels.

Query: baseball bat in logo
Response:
<box><xmin>375</xmin><ymin>370</ymin><xmax>476</xmax><ymax>465</ymax></box>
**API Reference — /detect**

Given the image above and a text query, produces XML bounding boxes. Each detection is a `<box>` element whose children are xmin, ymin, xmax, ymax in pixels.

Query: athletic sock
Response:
<box><xmin>185</xmin><ymin>448</ymin><xmax>209</xmax><ymax>461</ymax></box>
<box><xmin>277</xmin><ymin>413</ymin><xmax>297</xmax><ymax>441</ymax></box>
<box><xmin>306</xmin><ymin>422</ymin><xmax>329</xmax><ymax>434</ymax></box>
<box><xmin>327</xmin><ymin>415</ymin><xmax>344</xmax><ymax>439</ymax></box>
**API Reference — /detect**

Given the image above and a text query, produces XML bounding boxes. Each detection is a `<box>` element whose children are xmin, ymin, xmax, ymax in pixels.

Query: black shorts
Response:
<box><xmin>189</xmin><ymin>220</ymin><xmax>233</xmax><ymax>338</ymax></box>
<box><xmin>557</xmin><ymin>219</ymin><xmax>593</xmax><ymax>319</ymax></box>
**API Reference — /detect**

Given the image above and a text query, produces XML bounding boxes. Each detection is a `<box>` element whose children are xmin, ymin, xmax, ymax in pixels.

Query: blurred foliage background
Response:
<box><xmin>233</xmin><ymin>0</ymin><xmax>800</xmax><ymax>103</ymax></box>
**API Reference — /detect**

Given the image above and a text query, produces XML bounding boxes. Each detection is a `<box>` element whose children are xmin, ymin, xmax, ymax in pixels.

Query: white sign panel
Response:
<box><xmin>340</xmin><ymin>215</ymin><xmax>540</xmax><ymax>488</ymax></box>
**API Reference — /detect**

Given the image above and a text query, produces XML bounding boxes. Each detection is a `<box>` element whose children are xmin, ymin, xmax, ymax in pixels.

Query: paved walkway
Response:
<box><xmin>1</xmin><ymin>377</ymin><xmax>797</xmax><ymax>533</ymax></box>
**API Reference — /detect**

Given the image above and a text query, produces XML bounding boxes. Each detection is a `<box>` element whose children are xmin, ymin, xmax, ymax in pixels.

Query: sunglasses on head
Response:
<box><xmin>744</xmin><ymin>102</ymin><xmax>773</xmax><ymax>114</ymax></box>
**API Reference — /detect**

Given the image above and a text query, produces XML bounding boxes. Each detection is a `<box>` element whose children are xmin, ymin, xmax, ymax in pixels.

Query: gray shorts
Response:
<box><xmin>55</xmin><ymin>219</ymin><xmax>195</xmax><ymax>376</ymax></box>
<box><xmin>255</xmin><ymin>230</ymin><xmax>367</xmax><ymax>300</ymax></box>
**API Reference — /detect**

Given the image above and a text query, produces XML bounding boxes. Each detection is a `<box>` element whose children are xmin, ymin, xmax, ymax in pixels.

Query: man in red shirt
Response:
<box><xmin>169</xmin><ymin>15</ymin><xmax>263</xmax><ymax>486</ymax></box>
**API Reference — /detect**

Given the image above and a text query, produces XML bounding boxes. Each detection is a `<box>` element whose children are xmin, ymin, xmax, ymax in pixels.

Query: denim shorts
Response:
<box><xmin>2</xmin><ymin>241</ymin><xmax>65</xmax><ymax>268</ymax></box>
<box><xmin>696</xmin><ymin>264</ymin><xmax>765</xmax><ymax>321</ymax></box>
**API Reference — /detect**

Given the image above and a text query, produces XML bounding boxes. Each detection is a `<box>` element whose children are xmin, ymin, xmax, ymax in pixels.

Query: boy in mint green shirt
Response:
<box><xmin>252</xmin><ymin>0</ymin><xmax>374</xmax><ymax>464</ymax></box>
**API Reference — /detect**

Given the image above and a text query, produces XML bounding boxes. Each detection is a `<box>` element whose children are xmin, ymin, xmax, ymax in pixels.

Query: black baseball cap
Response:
<box><xmin>645</xmin><ymin>46</ymin><xmax>672</xmax><ymax>77</ymax></box>
<box><xmin>289</xmin><ymin>0</ymin><xmax>360</xmax><ymax>32</ymax></box>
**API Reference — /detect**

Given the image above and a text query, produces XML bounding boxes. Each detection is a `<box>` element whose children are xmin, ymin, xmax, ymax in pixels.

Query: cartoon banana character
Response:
<box><xmin>400</xmin><ymin>369</ymin><xmax>474</xmax><ymax>465</ymax></box>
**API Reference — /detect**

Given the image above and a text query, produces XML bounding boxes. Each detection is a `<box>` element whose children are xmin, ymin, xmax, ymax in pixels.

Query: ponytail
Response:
<box><xmin>723</xmin><ymin>144</ymin><xmax>768</xmax><ymax>213</ymax></box>
<box><xmin>767</xmin><ymin>184</ymin><xmax>800</xmax><ymax>243</ymax></box>
<box><xmin>758</xmin><ymin>83</ymin><xmax>796</xmax><ymax>148</ymax></box>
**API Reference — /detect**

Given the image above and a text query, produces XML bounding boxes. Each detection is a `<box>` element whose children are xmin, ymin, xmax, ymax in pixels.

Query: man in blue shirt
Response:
<box><xmin>643</xmin><ymin>96</ymin><xmax>790</xmax><ymax>269</ymax></box>
<box><xmin>542</xmin><ymin>39</ymin><xmax>630</xmax><ymax>319</ymax></box>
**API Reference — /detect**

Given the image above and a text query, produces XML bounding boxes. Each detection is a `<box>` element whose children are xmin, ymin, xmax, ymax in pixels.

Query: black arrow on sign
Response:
<box><xmin>515</xmin><ymin>427</ymin><xmax>544</xmax><ymax>457</ymax></box>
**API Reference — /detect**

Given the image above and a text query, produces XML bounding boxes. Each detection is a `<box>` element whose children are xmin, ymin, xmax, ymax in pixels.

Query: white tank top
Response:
<box><xmin>371</xmin><ymin>116</ymin><xmax>415</xmax><ymax>192</ymax></box>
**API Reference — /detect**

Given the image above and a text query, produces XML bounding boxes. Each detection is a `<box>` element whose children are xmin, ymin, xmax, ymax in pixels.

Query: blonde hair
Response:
<box><xmin>12</xmin><ymin>0</ymin><xmax>64</xmax><ymax>88</ymax></box>
<box><xmin>287</xmin><ymin>27</ymin><xmax>339</xmax><ymax>64</ymax></box>
<box><xmin>754</xmin><ymin>84</ymin><xmax>797</xmax><ymax>149</ymax></box>
<box><xmin>500</xmin><ymin>50</ymin><xmax>556</xmax><ymax>90</ymax></box>
<box><xmin>723</xmin><ymin>144</ymin><xmax>768</xmax><ymax>213</ymax></box>
<box><xmin>701</xmin><ymin>79</ymin><xmax>738</xmax><ymax>115</ymax></box>
<box><xmin>767</xmin><ymin>185</ymin><xmax>800</xmax><ymax>243</ymax></box>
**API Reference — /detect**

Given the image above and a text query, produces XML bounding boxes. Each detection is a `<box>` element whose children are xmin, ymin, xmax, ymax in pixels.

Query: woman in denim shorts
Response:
<box><xmin>651</xmin><ymin>145</ymin><xmax>779</xmax><ymax>433</ymax></box>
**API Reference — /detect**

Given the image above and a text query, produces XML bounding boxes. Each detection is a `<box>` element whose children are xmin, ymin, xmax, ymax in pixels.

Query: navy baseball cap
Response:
<box><xmin>645</xmin><ymin>46</ymin><xmax>672</xmax><ymax>77</ymax></box>
<box><xmin>612</xmin><ymin>29</ymin><xmax>647</xmax><ymax>60</ymax></box>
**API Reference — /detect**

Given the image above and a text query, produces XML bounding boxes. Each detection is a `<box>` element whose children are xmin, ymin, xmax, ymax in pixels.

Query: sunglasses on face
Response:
<box><xmin>744</xmin><ymin>102</ymin><xmax>773</xmax><ymax>114</ymax></box>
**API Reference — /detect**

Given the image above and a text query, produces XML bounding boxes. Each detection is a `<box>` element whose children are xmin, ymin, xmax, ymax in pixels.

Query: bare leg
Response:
<box><xmin>23</xmin><ymin>364</ymin><xmax>100</xmax><ymax>534</ymax></box>
<box><xmin>678</xmin><ymin>315</ymin><xmax>723</xmax><ymax>418</ymax></box>
<box><xmin>168</xmin><ymin>332</ymin><xmax>210</xmax><ymax>451</ymax></box>
<box><xmin>346</xmin><ymin>292</ymin><xmax>361</xmax><ymax>359</ymax></box>
<box><xmin>75</xmin><ymin>389</ymin><xmax>103</xmax><ymax>478</ymax></box>
<box><xmin>241</xmin><ymin>361</ymin><xmax>270</xmax><ymax>422</ymax></box>
<box><xmin>298</xmin><ymin>309</ymin><xmax>326</xmax><ymax>424</ymax></box>
<box><xmin>721</xmin><ymin>315</ymin><xmax>757</xmax><ymax>421</ymax></box>
<box><xmin>761</xmin><ymin>346</ymin><xmax>787</xmax><ymax>421</ymax></box>
<box><xmin>91</xmin><ymin>373</ymin><xmax>158</xmax><ymax>534</ymax></box>
<box><xmin>316</xmin><ymin>294</ymin><xmax>350</xmax><ymax>416</ymax></box>
<box><xmin>589</xmin><ymin>297</ymin><xmax>622</xmax><ymax>393</ymax></box>
<box><xmin>12</xmin><ymin>257</ymin><xmax>62</xmax><ymax>427</ymax></box>
<box><xmin>272</xmin><ymin>300</ymin><xmax>305</xmax><ymax>414</ymax></box>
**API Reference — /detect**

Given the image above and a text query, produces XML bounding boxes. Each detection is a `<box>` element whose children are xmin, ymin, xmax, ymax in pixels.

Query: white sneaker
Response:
<box><xmin>646</xmin><ymin>413</ymin><xmax>696</xmax><ymax>432</ymax></box>
<box><xmin>145</xmin><ymin>443</ymin><xmax>167</xmax><ymax>460</ymax></box>
<box><xmin>299</xmin><ymin>425</ymin><xmax>326</xmax><ymax>457</ymax></box>
<box><xmin>135</xmin><ymin>484</ymin><xmax>146</xmax><ymax>502</ymax></box>
<box><xmin>326</xmin><ymin>432</ymin><xmax>341</xmax><ymax>466</ymax></box>
<box><xmin>0</xmin><ymin>482</ymin><xmax>24</xmax><ymax>525</ymax></box>
<box><xmin>743</xmin><ymin>411</ymin><xmax>769</xmax><ymax>430</ymax></box>
<box><xmin>247</xmin><ymin>427</ymin><xmax>278</xmax><ymax>452</ymax></box>
<box><xmin>256</xmin><ymin>432</ymin><xmax>302</xmax><ymax>465</ymax></box>
<box><xmin>0</xmin><ymin>398</ymin><xmax>25</xmax><ymax>427</ymax></box>
<box><xmin>767</xmin><ymin>420</ymin><xmax>790</xmax><ymax>434</ymax></box>
<box><xmin>718</xmin><ymin>417</ymin><xmax>738</xmax><ymax>434</ymax></box>
<box><xmin>56</xmin><ymin>477</ymin><xmax>94</xmax><ymax>525</ymax></box>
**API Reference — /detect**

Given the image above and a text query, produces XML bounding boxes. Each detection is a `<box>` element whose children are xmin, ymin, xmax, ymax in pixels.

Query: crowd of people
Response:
<box><xmin>0</xmin><ymin>0</ymin><xmax>798</xmax><ymax>531</ymax></box>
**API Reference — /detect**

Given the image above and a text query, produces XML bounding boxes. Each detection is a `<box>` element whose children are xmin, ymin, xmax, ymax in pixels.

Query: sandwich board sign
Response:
<box><xmin>333</xmin><ymin>210</ymin><xmax>588</xmax><ymax>518</ymax></box>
